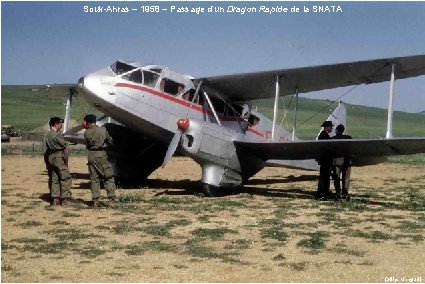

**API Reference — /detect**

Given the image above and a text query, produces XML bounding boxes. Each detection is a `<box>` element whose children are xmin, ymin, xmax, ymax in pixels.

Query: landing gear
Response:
<box><xmin>201</xmin><ymin>183</ymin><xmax>221</xmax><ymax>197</ymax></box>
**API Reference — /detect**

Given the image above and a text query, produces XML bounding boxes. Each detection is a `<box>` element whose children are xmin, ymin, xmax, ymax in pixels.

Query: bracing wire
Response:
<box><xmin>297</xmin><ymin>84</ymin><xmax>360</xmax><ymax>129</ymax></box>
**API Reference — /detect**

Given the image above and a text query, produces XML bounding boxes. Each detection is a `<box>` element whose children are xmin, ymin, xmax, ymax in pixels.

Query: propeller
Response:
<box><xmin>162</xmin><ymin>118</ymin><xmax>190</xmax><ymax>167</ymax></box>
<box><xmin>162</xmin><ymin>80</ymin><xmax>202</xmax><ymax>167</ymax></box>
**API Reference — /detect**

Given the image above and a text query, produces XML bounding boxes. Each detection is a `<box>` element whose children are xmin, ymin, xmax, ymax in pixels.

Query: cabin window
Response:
<box><xmin>159</xmin><ymin>78</ymin><xmax>182</xmax><ymax>96</ymax></box>
<box><xmin>143</xmin><ymin>70</ymin><xmax>159</xmax><ymax>87</ymax></box>
<box><xmin>209</xmin><ymin>96</ymin><xmax>226</xmax><ymax>114</ymax></box>
<box><xmin>110</xmin><ymin>61</ymin><xmax>137</xmax><ymax>75</ymax></box>
<box><xmin>182</xmin><ymin>89</ymin><xmax>196</xmax><ymax>102</ymax></box>
<box><xmin>227</xmin><ymin>104</ymin><xmax>243</xmax><ymax>117</ymax></box>
<box><xmin>197</xmin><ymin>92</ymin><xmax>205</xmax><ymax>106</ymax></box>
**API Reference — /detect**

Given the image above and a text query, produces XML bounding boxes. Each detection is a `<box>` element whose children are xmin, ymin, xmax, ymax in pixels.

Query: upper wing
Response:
<box><xmin>234</xmin><ymin>138</ymin><xmax>425</xmax><ymax>166</ymax></box>
<box><xmin>198</xmin><ymin>55</ymin><xmax>425</xmax><ymax>101</ymax></box>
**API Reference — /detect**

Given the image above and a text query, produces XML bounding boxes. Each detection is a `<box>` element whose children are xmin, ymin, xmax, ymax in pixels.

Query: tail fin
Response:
<box><xmin>316</xmin><ymin>101</ymin><xmax>347</xmax><ymax>138</ymax></box>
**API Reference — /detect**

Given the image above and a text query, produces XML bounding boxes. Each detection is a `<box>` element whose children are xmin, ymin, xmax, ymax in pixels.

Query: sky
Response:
<box><xmin>1</xmin><ymin>1</ymin><xmax>425</xmax><ymax>113</ymax></box>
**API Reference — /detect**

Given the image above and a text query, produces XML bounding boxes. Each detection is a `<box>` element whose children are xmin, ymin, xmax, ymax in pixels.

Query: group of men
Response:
<box><xmin>316</xmin><ymin>120</ymin><xmax>352</xmax><ymax>201</ymax></box>
<box><xmin>44</xmin><ymin>114</ymin><xmax>117</xmax><ymax>207</ymax></box>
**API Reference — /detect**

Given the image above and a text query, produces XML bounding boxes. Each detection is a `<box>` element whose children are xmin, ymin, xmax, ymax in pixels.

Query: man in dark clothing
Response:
<box><xmin>316</xmin><ymin>120</ymin><xmax>334</xmax><ymax>200</ymax></box>
<box><xmin>83</xmin><ymin>114</ymin><xmax>117</xmax><ymax>207</ymax></box>
<box><xmin>44</xmin><ymin>117</ymin><xmax>73</xmax><ymax>206</ymax></box>
<box><xmin>331</xmin><ymin>124</ymin><xmax>352</xmax><ymax>200</ymax></box>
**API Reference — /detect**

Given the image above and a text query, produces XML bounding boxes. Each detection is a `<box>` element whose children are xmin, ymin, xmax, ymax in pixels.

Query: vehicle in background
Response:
<box><xmin>1</xmin><ymin>130</ymin><xmax>10</xmax><ymax>142</ymax></box>
<box><xmin>1</xmin><ymin>125</ymin><xmax>21</xmax><ymax>138</ymax></box>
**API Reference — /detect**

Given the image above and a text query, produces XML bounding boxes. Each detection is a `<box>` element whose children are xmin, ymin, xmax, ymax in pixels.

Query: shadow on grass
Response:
<box><xmin>247</xmin><ymin>174</ymin><xmax>318</xmax><ymax>185</ymax></box>
<box><xmin>240</xmin><ymin>186</ymin><xmax>316</xmax><ymax>200</ymax></box>
<box><xmin>145</xmin><ymin>179</ymin><xmax>200</xmax><ymax>196</ymax></box>
<box><xmin>38</xmin><ymin>193</ymin><xmax>93</xmax><ymax>207</ymax></box>
<box><xmin>128</xmin><ymin>178</ymin><xmax>316</xmax><ymax>199</ymax></box>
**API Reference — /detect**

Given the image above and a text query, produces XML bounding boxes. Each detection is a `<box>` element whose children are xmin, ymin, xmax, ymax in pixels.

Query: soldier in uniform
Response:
<box><xmin>315</xmin><ymin>120</ymin><xmax>334</xmax><ymax>200</ymax></box>
<box><xmin>331</xmin><ymin>124</ymin><xmax>352</xmax><ymax>200</ymax></box>
<box><xmin>44</xmin><ymin>117</ymin><xmax>73</xmax><ymax>206</ymax></box>
<box><xmin>82</xmin><ymin>114</ymin><xmax>117</xmax><ymax>207</ymax></box>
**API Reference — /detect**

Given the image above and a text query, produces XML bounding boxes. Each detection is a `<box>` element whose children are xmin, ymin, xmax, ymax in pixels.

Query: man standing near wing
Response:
<box><xmin>316</xmin><ymin>120</ymin><xmax>334</xmax><ymax>200</ymax></box>
<box><xmin>331</xmin><ymin>124</ymin><xmax>352</xmax><ymax>200</ymax></box>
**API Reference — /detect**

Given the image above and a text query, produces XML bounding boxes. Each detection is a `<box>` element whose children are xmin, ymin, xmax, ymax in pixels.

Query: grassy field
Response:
<box><xmin>1</xmin><ymin>85</ymin><xmax>424</xmax><ymax>138</ymax></box>
<box><xmin>2</xmin><ymin>156</ymin><xmax>425</xmax><ymax>282</ymax></box>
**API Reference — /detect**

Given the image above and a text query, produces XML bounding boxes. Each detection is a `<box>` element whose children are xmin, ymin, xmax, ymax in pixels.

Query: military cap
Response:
<box><xmin>49</xmin><ymin>117</ymin><xmax>64</xmax><ymax>126</ymax></box>
<box><xmin>83</xmin><ymin>114</ymin><xmax>97</xmax><ymax>124</ymax></box>
<box><xmin>321</xmin><ymin>121</ymin><xmax>334</xmax><ymax>127</ymax></box>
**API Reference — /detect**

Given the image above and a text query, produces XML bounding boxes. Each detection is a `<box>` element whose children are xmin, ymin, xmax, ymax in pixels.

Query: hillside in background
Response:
<box><xmin>1</xmin><ymin>85</ymin><xmax>101</xmax><ymax>132</ymax></box>
<box><xmin>252</xmin><ymin>97</ymin><xmax>425</xmax><ymax>139</ymax></box>
<box><xmin>255</xmin><ymin>97</ymin><xmax>425</xmax><ymax>139</ymax></box>
<box><xmin>1</xmin><ymin>85</ymin><xmax>424</xmax><ymax>139</ymax></box>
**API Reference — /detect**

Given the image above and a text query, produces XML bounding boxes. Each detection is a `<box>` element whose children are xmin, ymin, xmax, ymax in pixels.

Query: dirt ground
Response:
<box><xmin>1</xmin><ymin>154</ymin><xmax>425</xmax><ymax>282</ymax></box>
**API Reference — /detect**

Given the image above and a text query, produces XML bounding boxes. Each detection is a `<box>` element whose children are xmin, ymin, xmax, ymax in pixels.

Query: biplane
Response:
<box><xmin>59</xmin><ymin>54</ymin><xmax>425</xmax><ymax>196</ymax></box>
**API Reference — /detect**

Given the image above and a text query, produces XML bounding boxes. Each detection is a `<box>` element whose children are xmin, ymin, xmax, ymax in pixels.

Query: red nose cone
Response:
<box><xmin>177</xmin><ymin>118</ymin><xmax>190</xmax><ymax>131</ymax></box>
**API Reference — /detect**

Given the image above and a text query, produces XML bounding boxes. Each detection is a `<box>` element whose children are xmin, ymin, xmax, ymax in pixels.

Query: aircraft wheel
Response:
<box><xmin>201</xmin><ymin>183</ymin><xmax>221</xmax><ymax>197</ymax></box>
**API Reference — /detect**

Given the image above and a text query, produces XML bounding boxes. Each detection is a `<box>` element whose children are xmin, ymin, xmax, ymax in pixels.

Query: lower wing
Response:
<box><xmin>235</xmin><ymin>138</ymin><xmax>425</xmax><ymax>166</ymax></box>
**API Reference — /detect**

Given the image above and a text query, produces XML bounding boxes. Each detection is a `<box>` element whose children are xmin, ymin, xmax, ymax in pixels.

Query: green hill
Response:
<box><xmin>1</xmin><ymin>85</ymin><xmax>100</xmax><ymax>131</ymax></box>
<box><xmin>1</xmin><ymin>85</ymin><xmax>424</xmax><ymax>139</ymax></box>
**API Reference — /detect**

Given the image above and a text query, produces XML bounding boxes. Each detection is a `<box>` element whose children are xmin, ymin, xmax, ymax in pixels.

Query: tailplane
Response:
<box><xmin>316</xmin><ymin>101</ymin><xmax>347</xmax><ymax>138</ymax></box>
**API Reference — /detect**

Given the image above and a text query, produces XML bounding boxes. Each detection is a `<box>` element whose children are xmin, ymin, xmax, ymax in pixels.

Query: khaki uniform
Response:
<box><xmin>84</xmin><ymin>125</ymin><xmax>116</xmax><ymax>200</ymax></box>
<box><xmin>44</xmin><ymin>129</ymin><xmax>71</xmax><ymax>199</ymax></box>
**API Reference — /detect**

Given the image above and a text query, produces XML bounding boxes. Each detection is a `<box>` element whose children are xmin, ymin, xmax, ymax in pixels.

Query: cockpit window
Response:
<box><xmin>122</xmin><ymin>70</ymin><xmax>143</xmax><ymax>84</ymax></box>
<box><xmin>149</xmin><ymin>67</ymin><xmax>163</xmax><ymax>73</ymax></box>
<box><xmin>110</xmin><ymin>61</ymin><xmax>137</xmax><ymax>75</ymax></box>
<box><xmin>143</xmin><ymin>70</ymin><xmax>159</xmax><ymax>87</ymax></box>
<box><xmin>121</xmin><ymin>69</ymin><xmax>159</xmax><ymax>87</ymax></box>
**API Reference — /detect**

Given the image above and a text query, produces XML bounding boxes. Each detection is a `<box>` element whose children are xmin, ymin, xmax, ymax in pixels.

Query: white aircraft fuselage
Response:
<box><xmin>76</xmin><ymin>61</ymin><xmax>318</xmax><ymax>189</ymax></box>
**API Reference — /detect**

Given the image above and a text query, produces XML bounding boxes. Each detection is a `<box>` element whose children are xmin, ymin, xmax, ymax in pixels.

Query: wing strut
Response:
<box><xmin>63</xmin><ymin>87</ymin><xmax>77</xmax><ymax>134</ymax></box>
<box><xmin>203</xmin><ymin>90</ymin><xmax>222</xmax><ymax>126</ymax></box>
<box><xmin>271</xmin><ymin>75</ymin><xmax>280</xmax><ymax>141</ymax></box>
<box><xmin>386</xmin><ymin>63</ymin><xmax>396</xmax><ymax>139</ymax></box>
<box><xmin>291</xmin><ymin>88</ymin><xmax>299</xmax><ymax>141</ymax></box>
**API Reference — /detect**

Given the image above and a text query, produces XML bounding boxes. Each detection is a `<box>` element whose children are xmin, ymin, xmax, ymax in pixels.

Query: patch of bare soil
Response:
<box><xmin>1</xmin><ymin>154</ymin><xmax>425</xmax><ymax>282</ymax></box>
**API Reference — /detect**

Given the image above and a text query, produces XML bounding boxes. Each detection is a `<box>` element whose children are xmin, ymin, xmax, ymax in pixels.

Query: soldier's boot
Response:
<box><xmin>335</xmin><ymin>189</ymin><xmax>342</xmax><ymax>200</ymax></box>
<box><xmin>108</xmin><ymin>197</ymin><xmax>118</xmax><ymax>207</ymax></box>
<box><xmin>341</xmin><ymin>189</ymin><xmax>349</xmax><ymax>200</ymax></box>
<box><xmin>61</xmin><ymin>198</ymin><xmax>77</xmax><ymax>207</ymax></box>
<box><xmin>92</xmin><ymin>198</ymin><xmax>101</xmax><ymax>208</ymax></box>
<box><xmin>51</xmin><ymin>198</ymin><xmax>61</xmax><ymax>206</ymax></box>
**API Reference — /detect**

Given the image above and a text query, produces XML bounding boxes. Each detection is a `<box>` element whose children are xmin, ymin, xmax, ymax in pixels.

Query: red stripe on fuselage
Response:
<box><xmin>247</xmin><ymin>127</ymin><xmax>265</xmax><ymax>137</ymax></box>
<box><xmin>115</xmin><ymin>82</ymin><xmax>265</xmax><ymax>138</ymax></box>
